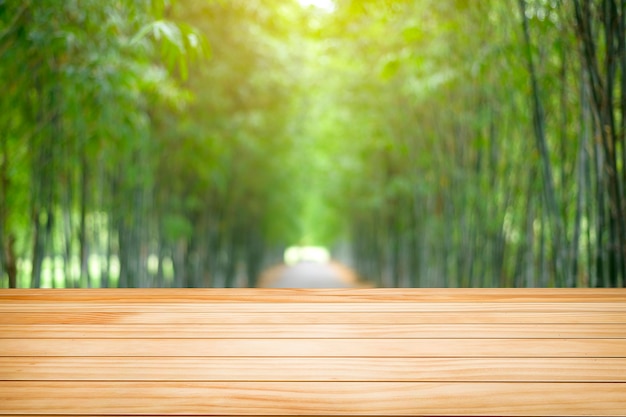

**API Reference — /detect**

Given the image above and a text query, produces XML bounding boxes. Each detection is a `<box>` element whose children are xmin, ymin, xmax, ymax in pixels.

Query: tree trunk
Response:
<box><xmin>518</xmin><ymin>0</ymin><xmax>566</xmax><ymax>285</ymax></box>
<box><xmin>79</xmin><ymin>152</ymin><xmax>89</xmax><ymax>287</ymax></box>
<box><xmin>0</xmin><ymin>132</ymin><xmax>13</xmax><ymax>287</ymax></box>
<box><xmin>573</xmin><ymin>0</ymin><xmax>626</xmax><ymax>286</ymax></box>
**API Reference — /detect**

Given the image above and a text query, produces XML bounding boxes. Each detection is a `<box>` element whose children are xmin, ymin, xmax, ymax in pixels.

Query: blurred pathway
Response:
<box><xmin>258</xmin><ymin>261</ymin><xmax>361</xmax><ymax>288</ymax></box>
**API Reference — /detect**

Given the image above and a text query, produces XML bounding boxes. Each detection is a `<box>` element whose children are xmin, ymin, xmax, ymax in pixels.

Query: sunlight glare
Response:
<box><xmin>284</xmin><ymin>246</ymin><xmax>331</xmax><ymax>265</ymax></box>
<box><xmin>298</xmin><ymin>0</ymin><xmax>336</xmax><ymax>13</ymax></box>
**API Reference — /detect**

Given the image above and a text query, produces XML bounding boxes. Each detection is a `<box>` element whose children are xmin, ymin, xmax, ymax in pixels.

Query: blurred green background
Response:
<box><xmin>1</xmin><ymin>0</ymin><xmax>625</xmax><ymax>288</ymax></box>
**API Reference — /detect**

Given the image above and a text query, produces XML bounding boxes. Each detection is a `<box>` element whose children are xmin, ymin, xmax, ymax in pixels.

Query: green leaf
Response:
<box><xmin>380</xmin><ymin>57</ymin><xmax>400</xmax><ymax>80</ymax></box>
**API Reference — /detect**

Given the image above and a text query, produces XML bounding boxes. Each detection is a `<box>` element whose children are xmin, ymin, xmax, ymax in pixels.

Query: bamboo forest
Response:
<box><xmin>1</xmin><ymin>0</ymin><xmax>625</xmax><ymax>288</ymax></box>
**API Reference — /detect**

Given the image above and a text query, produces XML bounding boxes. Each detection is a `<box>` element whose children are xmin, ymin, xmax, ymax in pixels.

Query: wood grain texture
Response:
<box><xmin>3</xmin><ymin>357</ymin><xmax>626</xmax><ymax>382</ymax></box>
<box><xmin>2</xmin><ymin>323</ymin><xmax>625</xmax><ymax>338</ymax></box>
<box><xmin>2</xmin><ymin>337</ymin><xmax>626</xmax><ymax>357</ymax></box>
<box><xmin>3</xmin><ymin>310</ymin><xmax>626</xmax><ymax>324</ymax></box>
<box><xmin>1</xmin><ymin>381</ymin><xmax>625</xmax><ymax>416</ymax></box>
<box><xmin>2</xmin><ymin>288</ymin><xmax>625</xmax><ymax>302</ymax></box>
<box><xmin>1</xmin><ymin>288</ymin><xmax>625</xmax><ymax>417</ymax></box>
<box><xmin>3</xmin><ymin>302</ymin><xmax>626</xmax><ymax>312</ymax></box>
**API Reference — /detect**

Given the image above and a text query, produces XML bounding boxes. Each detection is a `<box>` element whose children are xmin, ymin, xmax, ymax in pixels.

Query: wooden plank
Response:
<box><xmin>1</xmin><ymin>381</ymin><xmax>625</xmax><ymax>416</ymax></box>
<box><xmin>2</xmin><ymin>310</ymin><xmax>626</xmax><ymax>325</ymax></box>
<box><xmin>2</xmin><ymin>338</ymin><xmax>625</xmax><ymax>357</ymax></box>
<box><xmin>0</xmin><ymin>415</ymin><xmax>615</xmax><ymax>417</ymax></box>
<box><xmin>3</xmin><ymin>357</ymin><xmax>626</xmax><ymax>382</ymax></box>
<box><xmin>0</xmin><ymin>311</ymin><xmax>626</xmax><ymax>325</ymax></box>
<box><xmin>2</xmin><ymin>323</ymin><xmax>625</xmax><ymax>338</ymax></box>
<box><xmin>1</xmin><ymin>290</ymin><xmax>624</xmax><ymax>417</ymax></box>
<box><xmin>2</xmin><ymin>288</ymin><xmax>625</xmax><ymax>303</ymax></box>
<box><xmin>3</xmin><ymin>302</ymin><xmax>626</xmax><ymax>313</ymax></box>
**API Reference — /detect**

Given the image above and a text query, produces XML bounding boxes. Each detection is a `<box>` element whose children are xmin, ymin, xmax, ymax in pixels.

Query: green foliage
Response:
<box><xmin>2</xmin><ymin>0</ymin><xmax>624</xmax><ymax>288</ymax></box>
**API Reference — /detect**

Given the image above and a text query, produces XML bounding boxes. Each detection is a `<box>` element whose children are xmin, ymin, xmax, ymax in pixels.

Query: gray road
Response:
<box><xmin>264</xmin><ymin>261</ymin><xmax>354</xmax><ymax>288</ymax></box>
